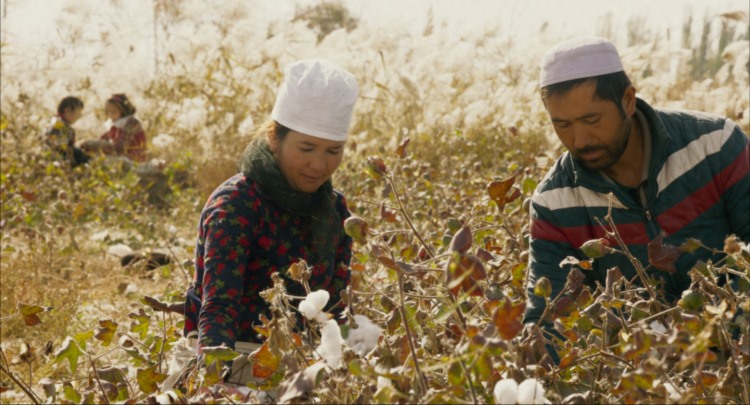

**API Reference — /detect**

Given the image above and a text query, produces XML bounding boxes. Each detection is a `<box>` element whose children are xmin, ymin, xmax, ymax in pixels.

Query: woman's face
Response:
<box><xmin>270</xmin><ymin>130</ymin><xmax>345</xmax><ymax>193</ymax></box>
<box><xmin>104</xmin><ymin>102</ymin><xmax>122</xmax><ymax>120</ymax></box>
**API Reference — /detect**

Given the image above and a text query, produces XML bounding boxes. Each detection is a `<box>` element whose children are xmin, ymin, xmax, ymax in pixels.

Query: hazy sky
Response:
<box><xmin>2</xmin><ymin>0</ymin><xmax>747</xmax><ymax>48</ymax></box>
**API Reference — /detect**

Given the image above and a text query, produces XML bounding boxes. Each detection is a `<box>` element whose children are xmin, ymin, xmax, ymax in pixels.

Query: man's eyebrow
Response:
<box><xmin>551</xmin><ymin>112</ymin><xmax>600</xmax><ymax>122</ymax></box>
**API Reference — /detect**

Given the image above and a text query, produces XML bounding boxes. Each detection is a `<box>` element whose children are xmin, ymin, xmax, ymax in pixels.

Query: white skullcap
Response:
<box><xmin>271</xmin><ymin>59</ymin><xmax>359</xmax><ymax>142</ymax></box>
<box><xmin>539</xmin><ymin>37</ymin><xmax>624</xmax><ymax>88</ymax></box>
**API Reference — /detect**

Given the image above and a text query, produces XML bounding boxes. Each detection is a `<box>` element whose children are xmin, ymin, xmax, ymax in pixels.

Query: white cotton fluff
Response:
<box><xmin>317</xmin><ymin>319</ymin><xmax>344</xmax><ymax>368</ymax></box>
<box><xmin>493</xmin><ymin>378</ymin><xmax>519</xmax><ymax>404</ymax></box>
<box><xmin>152</xmin><ymin>133</ymin><xmax>176</xmax><ymax>149</ymax></box>
<box><xmin>517</xmin><ymin>379</ymin><xmax>547</xmax><ymax>404</ymax></box>
<box><xmin>345</xmin><ymin>315</ymin><xmax>382</xmax><ymax>356</ymax></box>
<box><xmin>299</xmin><ymin>290</ymin><xmax>330</xmax><ymax>321</ymax></box>
<box><xmin>649</xmin><ymin>320</ymin><xmax>668</xmax><ymax>335</ymax></box>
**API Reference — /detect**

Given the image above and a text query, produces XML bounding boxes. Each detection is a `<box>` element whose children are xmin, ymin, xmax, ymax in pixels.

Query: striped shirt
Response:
<box><xmin>525</xmin><ymin>98</ymin><xmax>750</xmax><ymax>324</ymax></box>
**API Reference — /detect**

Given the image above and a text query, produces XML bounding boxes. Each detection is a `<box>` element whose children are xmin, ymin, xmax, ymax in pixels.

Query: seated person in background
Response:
<box><xmin>81</xmin><ymin>94</ymin><xmax>147</xmax><ymax>162</ymax></box>
<box><xmin>44</xmin><ymin>96</ymin><xmax>90</xmax><ymax>168</ymax></box>
<box><xmin>525</xmin><ymin>37</ymin><xmax>749</xmax><ymax>328</ymax></box>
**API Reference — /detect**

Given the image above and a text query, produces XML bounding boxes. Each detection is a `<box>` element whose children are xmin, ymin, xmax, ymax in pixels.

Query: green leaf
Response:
<box><xmin>63</xmin><ymin>385</ymin><xmax>81</xmax><ymax>403</ymax></box>
<box><xmin>136</xmin><ymin>365</ymin><xmax>168</xmax><ymax>395</ymax></box>
<box><xmin>128</xmin><ymin>309</ymin><xmax>151</xmax><ymax>340</ymax></box>
<box><xmin>202</xmin><ymin>345</ymin><xmax>240</xmax><ymax>365</ymax></box>
<box><xmin>94</xmin><ymin>319</ymin><xmax>118</xmax><ymax>347</ymax></box>
<box><xmin>447</xmin><ymin>361</ymin><xmax>464</xmax><ymax>387</ymax></box>
<box><xmin>74</xmin><ymin>330</ymin><xmax>94</xmax><ymax>351</ymax></box>
<box><xmin>54</xmin><ymin>337</ymin><xmax>82</xmax><ymax>374</ymax></box>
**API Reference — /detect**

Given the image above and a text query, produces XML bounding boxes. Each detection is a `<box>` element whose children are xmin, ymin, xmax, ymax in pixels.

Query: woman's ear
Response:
<box><xmin>267</xmin><ymin>131</ymin><xmax>279</xmax><ymax>154</ymax></box>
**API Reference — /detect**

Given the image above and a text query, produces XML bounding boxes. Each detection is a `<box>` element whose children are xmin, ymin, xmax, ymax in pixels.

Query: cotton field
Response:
<box><xmin>1</xmin><ymin>0</ymin><xmax>749</xmax><ymax>403</ymax></box>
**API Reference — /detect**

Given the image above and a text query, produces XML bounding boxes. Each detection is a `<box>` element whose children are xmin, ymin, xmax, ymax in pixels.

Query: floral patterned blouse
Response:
<box><xmin>184</xmin><ymin>173</ymin><xmax>352</xmax><ymax>350</ymax></box>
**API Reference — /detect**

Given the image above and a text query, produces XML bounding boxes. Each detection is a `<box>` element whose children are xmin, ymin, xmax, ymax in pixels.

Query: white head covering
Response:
<box><xmin>539</xmin><ymin>37</ymin><xmax>624</xmax><ymax>88</ymax></box>
<box><xmin>271</xmin><ymin>59</ymin><xmax>359</xmax><ymax>142</ymax></box>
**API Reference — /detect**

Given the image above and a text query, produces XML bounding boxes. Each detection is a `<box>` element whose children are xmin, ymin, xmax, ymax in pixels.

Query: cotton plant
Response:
<box><xmin>493</xmin><ymin>378</ymin><xmax>549</xmax><ymax>405</ymax></box>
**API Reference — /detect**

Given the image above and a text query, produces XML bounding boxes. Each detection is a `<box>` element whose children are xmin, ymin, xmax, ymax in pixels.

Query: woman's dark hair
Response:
<box><xmin>254</xmin><ymin>120</ymin><xmax>290</xmax><ymax>142</ymax></box>
<box><xmin>57</xmin><ymin>96</ymin><xmax>84</xmax><ymax>115</ymax></box>
<box><xmin>540</xmin><ymin>71</ymin><xmax>632</xmax><ymax>117</ymax></box>
<box><xmin>107</xmin><ymin>93</ymin><xmax>137</xmax><ymax>116</ymax></box>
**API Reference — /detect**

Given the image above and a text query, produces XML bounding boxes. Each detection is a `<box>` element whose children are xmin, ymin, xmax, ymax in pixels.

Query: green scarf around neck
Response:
<box><xmin>239</xmin><ymin>137</ymin><xmax>341</xmax><ymax>262</ymax></box>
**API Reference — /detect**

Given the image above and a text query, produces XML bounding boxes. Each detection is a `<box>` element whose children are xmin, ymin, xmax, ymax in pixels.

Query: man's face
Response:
<box><xmin>544</xmin><ymin>81</ymin><xmax>633</xmax><ymax>172</ymax></box>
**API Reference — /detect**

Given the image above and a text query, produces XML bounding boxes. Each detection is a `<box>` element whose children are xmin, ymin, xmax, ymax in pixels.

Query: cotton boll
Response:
<box><xmin>493</xmin><ymin>379</ymin><xmax>518</xmax><ymax>405</ymax></box>
<box><xmin>345</xmin><ymin>315</ymin><xmax>382</xmax><ymax>356</ymax></box>
<box><xmin>317</xmin><ymin>320</ymin><xmax>344</xmax><ymax>368</ymax></box>
<box><xmin>307</xmin><ymin>290</ymin><xmax>330</xmax><ymax>311</ymax></box>
<box><xmin>314</xmin><ymin>312</ymin><xmax>329</xmax><ymax>323</ymax></box>
<box><xmin>517</xmin><ymin>379</ymin><xmax>547</xmax><ymax>405</ymax></box>
<box><xmin>299</xmin><ymin>300</ymin><xmax>318</xmax><ymax>320</ymax></box>
<box><xmin>298</xmin><ymin>290</ymin><xmax>330</xmax><ymax>320</ymax></box>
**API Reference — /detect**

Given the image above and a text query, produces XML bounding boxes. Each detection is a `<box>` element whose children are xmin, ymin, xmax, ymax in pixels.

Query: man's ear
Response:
<box><xmin>622</xmin><ymin>85</ymin><xmax>637</xmax><ymax>116</ymax></box>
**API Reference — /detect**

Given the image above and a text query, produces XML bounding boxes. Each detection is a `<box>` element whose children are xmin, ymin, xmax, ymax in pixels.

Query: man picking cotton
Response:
<box><xmin>524</xmin><ymin>37</ymin><xmax>749</xmax><ymax>329</ymax></box>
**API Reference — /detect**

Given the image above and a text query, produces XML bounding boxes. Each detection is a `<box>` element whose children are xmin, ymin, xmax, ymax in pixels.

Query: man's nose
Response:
<box><xmin>573</xmin><ymin>125</ymin><xmax>592</xmax><ymax>150</ymax></box>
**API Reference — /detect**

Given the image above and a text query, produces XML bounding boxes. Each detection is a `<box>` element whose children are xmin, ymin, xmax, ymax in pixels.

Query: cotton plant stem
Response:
<box><xmin>87</xmin><ymin>354</ymin><xmax>110</xmax><ymax>405</ymax></box>
<box><xmin>596</xmin><ymin>201</ymin><xmax>656</xmax><ymax>299</ymax></box>
<box><xmin>0</xmin><ymin>352</ymin><xmax>41</xmax><ymax>405</ymax></box>
<box><xmin>387</xmin><ymin>175</ymin><xmax>435</xmax><ymax>259</ymax></box>
<box><xmin>456</xmin><ymin>355</ymin><xmax>478</xmax><ymax>405</ymax></box>
<box><xmin>398</xmin><ymin>273</ymin><xmax>429</xmax><ymax>395</ymax></box>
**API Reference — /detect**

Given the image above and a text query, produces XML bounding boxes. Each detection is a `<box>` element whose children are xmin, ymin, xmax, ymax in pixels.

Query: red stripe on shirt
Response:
<box><xmin>658</xmin><ymin>144</ymin><xmax>749</xmax><ymax>235</ymax></box>
<box><xmin>531</xmin><ymin>217</ymin><xmax>649</xmax><ymax>247</ymax></box>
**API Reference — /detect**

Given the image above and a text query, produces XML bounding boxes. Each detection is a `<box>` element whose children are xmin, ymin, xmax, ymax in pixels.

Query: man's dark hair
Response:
<box><xmin>57</xmin><ymin>96</ymin><xmax>84</xmax><ymax>115</ymax></box>
<box><xmin>540</xmin><ymin>71</ymin><xmax>632</xmax><ymax>117</ymax></box>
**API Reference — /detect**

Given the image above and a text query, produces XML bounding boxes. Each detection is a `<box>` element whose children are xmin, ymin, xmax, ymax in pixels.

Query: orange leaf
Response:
<box><xmin>396</xmin><ymin>138</ymin><xmax>410</xmax><ymax>158</ymax></box>
<box><xmin>492</xmin><ymin>298</ymin><xmax>525</xmax><ymax>340</ymax></box>
<box><xmin>252</xmin><ymin>342</ymin><xmax>279</xmax><ymax>379</ymax></box>
<box><xmin>487</xmin><ymin>173</ymin><xmax>519</xmax><ymax>211</ymax></box>
<box><xmin>446</xmin><ymin>253</ymin><xmax>486</xmax><ymax>297</ymax></box>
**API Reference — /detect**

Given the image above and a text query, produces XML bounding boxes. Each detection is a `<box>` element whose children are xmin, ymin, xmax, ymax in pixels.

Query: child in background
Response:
<box><xmin>83</xmin><ymin>94</ymin><xmax>147</xmax><ymax>162</ymax></box>
<box><xmin>44</xmin><ymin>96</ymin><xmax>90</xmax><ymax>167</ymax></box>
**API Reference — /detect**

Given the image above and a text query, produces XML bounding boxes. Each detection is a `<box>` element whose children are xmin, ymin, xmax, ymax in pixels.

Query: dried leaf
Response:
<box><xmin>492</xmin><ymin>297</ymin><xmax>525</xmax><ymax>340</ymax></box>
<box><xmin>647</xmin><ymin>233</ymin><xmax>681</xmax><ymax>273</ymax></box>
<box><xmin>251</xmin><ymin>342</ymin><xmax>280</xmax><ymax>379</ymax></box>
<box><xmin>396</xmin><ymin>138</ymin><xmax>410</xmax><ymax>158</ymax></box>
<box><xmin>446</xmin><ymin>253</ymin><xmax>486</xmax><ymax>297</ymax></box>
<box><xmin>277</xmin><ymin>362</ymin><xmax>327</xmax><ymax>403</ymax></box>
<box><xmin>18</xmin><ymin>303</ymin><xmax>49</xmax><ymax>326</ymax></box>
<box><xmin>94</xmin><ymin>319</ymin><xmax>118</xmax><ymax>347</ymax></box>
<box><xmin>449</xmin><ymin>226</ymin><xmax>472</xmax><ymax>253</ymax></box>
<box><xmin>487</xmin><ymin>173</ymin><xmax>520</xmax><ymax>211</ymax></box>
<box><xmin>379</xmin><ymin>202</ymin><xmax>397</xmax><ymax>224</ymax></box>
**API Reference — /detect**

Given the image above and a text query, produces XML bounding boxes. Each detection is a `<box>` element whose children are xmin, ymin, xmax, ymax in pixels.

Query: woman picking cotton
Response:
<box><xmin>183</xmin><ymin>60</ymin><xmax>358</xmax><ymax>364</ymax></box>
<box><xmin>81</xmin><ymin>94</ymin><xmax>147</xmax><ymax>162</ymax></box>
